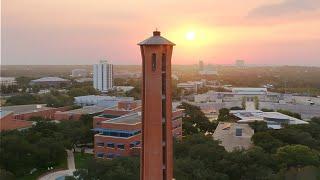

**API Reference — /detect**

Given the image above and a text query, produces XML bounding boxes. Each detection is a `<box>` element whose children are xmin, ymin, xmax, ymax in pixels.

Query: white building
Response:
<box><xmin>199</xmin><ymin>69</ymin><xmax>218</xmax><ymax>75</ymax></box>
<box><xmin>232</xmin><ymin>88</ymin><xmax>267</xmax><ymax>95</ymax></box>
<box><xmin>113</xmin><ymin>86</ymin><xmax>134</xmax><ymax>92</ymax></box>
<box><xmin>71</xmin><ymin>69</ymin><xmax>88</xmax><ymax>77</ymax></box>
<box><xmin>93</xmin><ymin>60</ymin><xmax>113</xmax><ymax>92</ymax></box>
<box><xmin>74</xmin><ymin>95</ymin><xmax>134</xmax><ymax>107</ymax></box>
<box><xmin>230</xmin><ymin>110</ymin><xmax>308</xmax><ymax>129</ymax></box>
<box><xmin>177</xmin><ymin>81</ymin><xmax>205</xmax><ymax>91</ymax></box>
<box><xmin>213</xmin><ymin>122</ymin><xmax>254</xmax><ymax>152</ymax></box>
<box><xmin>0</xmin><ymin>77</ymin><xmax>17</xmax><ymax>86</ymax></box>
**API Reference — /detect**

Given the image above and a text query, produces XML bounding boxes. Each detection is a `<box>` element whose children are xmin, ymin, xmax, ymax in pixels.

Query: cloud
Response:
<box><xmin>248</xmin><ymin>0</ymin><xmax>320</xmax><ymax>18</ymax></box>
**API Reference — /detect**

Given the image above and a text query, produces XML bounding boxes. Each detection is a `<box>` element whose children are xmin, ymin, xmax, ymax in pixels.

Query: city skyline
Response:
<box><xmin>2</xmin><ymin>0</ymin><xmax>320</xmax><ymax>66</ymax></box>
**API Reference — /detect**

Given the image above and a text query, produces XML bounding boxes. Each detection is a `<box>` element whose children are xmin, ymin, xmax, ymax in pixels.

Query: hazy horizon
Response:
<box><xmin>2</xmin><ymin>0</ymin><xmax>320</xmax><ymax>66</ymax></box>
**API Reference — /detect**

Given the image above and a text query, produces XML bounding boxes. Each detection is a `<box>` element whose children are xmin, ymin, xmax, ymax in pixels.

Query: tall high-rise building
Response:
<box><xmin>235</xmin><ymin>59</ymin><xmax>245</xmax><ymax>67</ymax></box>
<box><xmin>199</xmin><ymin>60</ymin><xmax>204</xmax><ymax>71</ymax></box>
<box><xmin>138</xmin><ymin>31</ymin><xmax>175</xmax><ymax>180</ymax></box>
<box><xmin>93</xmin><ymin>60</ymin><xmax>113</xmax><ymax>92</ymax></box>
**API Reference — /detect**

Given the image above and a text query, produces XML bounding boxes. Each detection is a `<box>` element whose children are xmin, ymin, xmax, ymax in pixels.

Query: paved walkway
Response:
<box><xmin>38</xmin><ymin>150</ymin><xmax>75</xmax><ymax>180</ymax></box>
<box><xmin>246</xmin><ymin>101</ymin><xmax>256</xmax><ymax>111</ymax></box>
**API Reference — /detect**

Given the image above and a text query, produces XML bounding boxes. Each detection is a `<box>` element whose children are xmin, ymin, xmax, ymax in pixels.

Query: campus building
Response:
<box><xmin>1</xmin><ymin>104</ymin><xmax>68</xmax><ymax>120</ymax></box>
<box><xmin>0</xmin><ymin>77</ymin><xmax>17</xmax><ymax>86</ymax></box>
<box><xmin>0</xmin><ymin>104</ymin><xmax>69</xmax><ymax>131</ymax></box>
<box><xmin>213</xmin><ymin>122</ymin><xmax>254</xmax><ymax>152</ymax></box>
<box><xmin>54</xmin><ymin>105</ymin><xmax>107</xmax><ymax>121</ymax></box>
<box><xmin>194</xmin><ymin>87</ymin><xmax>277</xmax><ymax>103</ymax></box>
<box><xmin>0</xmin><ymin>110</ymin><xmax>34</xmax><ymax>132</ymax></box>
<box><xmin>29</xmin><ymin>77</ymin><xmax>70</xmax><ymax>87</ymax></box>
<box><xmin>230</xmin><ymin>110</ymin><xmax>308</xmax><ymax>129</ymax></box>
<box><xmin>74</xmin><ymin>95</ymin><xmax>133</xmax><ymax>107</ymax></box>
<box><xmin>93</xmin><ymin>60</ymin><xmax>113</xmax><ymax>92</ymax></box>
<box><xmin>93</xmin><ymin>101</ymin><xmax>183</xmax><ymax>160</ymax></box>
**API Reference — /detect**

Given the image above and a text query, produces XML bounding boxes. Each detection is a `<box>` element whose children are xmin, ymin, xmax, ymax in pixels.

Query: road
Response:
<box><xmin>246</xmin><ymin>101</ymin><xmax>256</xmax><ymax>111</ymax></box>
<box><xmin>38</xmin><ymin>150</ymin><xmax>75</xmax><ymax>180</ymax></box>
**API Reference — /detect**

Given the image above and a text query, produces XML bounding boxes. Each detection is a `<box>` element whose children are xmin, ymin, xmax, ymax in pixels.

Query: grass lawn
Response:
<box><xmin>17</xmin><ymin>152</ymin><xmax>68</xmax><ymax>180</ymax></box>
<box><xmin>74</xmin><ymin>152</ymin><xmax>94</xmax><ymax>169</ymax></box>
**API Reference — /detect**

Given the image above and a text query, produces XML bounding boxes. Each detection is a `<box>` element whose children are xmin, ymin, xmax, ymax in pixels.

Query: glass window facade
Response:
<box><xmin>106</xmin><ymin>143</ymin><xmax>115</xmax><ymax>148</ymax></box>
<box><xmin>93</xmin><ymin>128</ymin><xmax>141</xmax><ymax>138</ymax></box>
<box><xmin>117</xmin><ymin>144</ymin><xmax>125</xmax><ymax>150</ymax></box>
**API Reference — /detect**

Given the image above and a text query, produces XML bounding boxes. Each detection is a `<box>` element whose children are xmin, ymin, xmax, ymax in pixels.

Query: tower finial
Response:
<box><xmin>153</xmin><ymin>28</ymin><xmax>160</xmax><ymax>36</ymax></box>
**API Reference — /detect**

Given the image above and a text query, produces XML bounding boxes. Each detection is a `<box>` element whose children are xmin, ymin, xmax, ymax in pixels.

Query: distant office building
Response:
<box><xmin>199</xmin><ymin>69</ymin><xmax>218</xmax><ymax>75</ymax></box>
<box><xmin>74</xmin><ymin>78</ymin><xmax>93</xmax><ymax>83</ymax></box>
<box><xmin>232</xmin><ymin>88</ymin><xmax>267</xmax><ymax>95</ymax></box>
<box><xmin>93</xmin><ymin>60</ymin><xmax>113</xmax><ymax>92</ymax></box>
<box><xmin>198</xmin><ymin>62</ymin><xmax>218</xmax><ymax>75</ymax></box>
<box><xmin>0</xmin><ymin>77</ymin><xmax>17</xmax><ymax>86</ymax></box>
<box><xmin>74</xmin><ymin>95</ymin><xmax>134</xmax><ymax>107</ymax></box>
<box><xmin>30</xmin><ymin>77</ymin><xmax>70</xmax><ymax>86</ymax></box>
<box><xmin>71</xmin><ymin>69</ymin><xmax>88</xmax><ymax>77</ymax></box>
<box><xmin>177</xmin><ymin>81</ymin><xmax>205</xmax><ymax>92</ymax></box>
<box><xmin>199</xmin><ymin>60</ymin><xmax>204</xmax><ymax>71</ymax></box>
<box><xmin>235</xmin><ymin>60</ymin><xmax>245</xmax><ymax>67</ymax></box>
<box><xmin>113</xmin><ymin>86</ymin><xmax>134</xmax><ymax>92</ymax></box>
<box><xmin>194</xmin><ymin>87</ymin><xmax>278</xmax><ymax>103</ymax></box>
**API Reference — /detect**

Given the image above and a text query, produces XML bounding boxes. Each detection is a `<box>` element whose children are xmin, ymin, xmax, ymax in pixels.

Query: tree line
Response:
<box><xmin>0</xmin><ymin>115</ymin><xmax>94</xmax><ymax>179</ymax></box>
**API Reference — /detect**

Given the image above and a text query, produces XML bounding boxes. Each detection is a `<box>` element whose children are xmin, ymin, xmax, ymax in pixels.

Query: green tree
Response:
<box><xmin>70</xmin><ymin>157</ymin><xmax>140</xmax><ymax>180</ymax></box>
<box><xmin>276</xmin><ymin>145</ymin><xmax>320</xmax><ymax>169</ymax></box>
<box><xmin>277</xmin><ymin>109</ymin><xmax>302</xmax><ymax>119</ymax></box>
<box><xmin>5</xmin><ymin>93</ymin><xmax>38</xmax><ymax>105</ymax></box>
<box><xmin>261</xmin><ymin>108</ymin><xmax>274</xmax><ymax>112</ymax></box>
<box><xmin>178</xmin><ymin>102</ymin><xmax>216</xmax><ymax>135</ymax></box>
<box><xmin>254</xmin><ymin>96</ymin><xmax>259</xmax><ymax>110</ymax></box>
<box><xmin>249</xmin><ymin>121</ymin><xmax>268</xmax><ymax>132</ymax></box>
<box><xmin>217</xmin><ymin>108</ymin><xmax>230</xmax><ymax>122</ymax></box>
<box><xmin>230</xmin><ymin>106</ymin><xmax>243</xmax><ymax>110</ymax></box>
<box><xmin>68</xmin><ymin>86</ymin><xmax>98</xmax><ymax>97</ymax></box>
<box><xmin>252</xmin><ymin>132</ymin><xmax>283</xmax><ymax>153</ymax></box>
<box><xmin>0</xmin><ymin>169</ymin><xmax>15</xmax><ymax>180</ymax></box>
<box><xmin>241</xmin><ymin>96</ymin><xmax>246</xmax><ymax>109</ymax></box>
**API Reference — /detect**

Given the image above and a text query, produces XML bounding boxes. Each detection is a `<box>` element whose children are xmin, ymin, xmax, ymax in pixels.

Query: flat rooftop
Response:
<box><xmin>31</xmin><ymin>77</ymin><xmax>69</xmax><ymax>82</ymax></box>
<box><xmin>59</xmin><ymin>106</ymin><xmax>106</xmax><ymax>115</ymax></box>
<box><xmin>230</xmin><ymin>110</ymin><xmax>308</xmax><ymax>125</ymax></box>
<box><xmin>103</xmin><ymin>113</ymin><xmax>141</xmax><ymax>125</ymax></box>
<box><xmin>1</xmin><ymin>104</ymin><xmax>54</xmax><ymax>115</ymax></box>
<box><xmin>0</xmin><ymin>110</ymin><xmax>13</xmax><ymax>119</ymax></box>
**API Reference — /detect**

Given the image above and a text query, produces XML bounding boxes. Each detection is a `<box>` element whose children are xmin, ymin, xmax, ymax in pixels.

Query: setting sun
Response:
<box><xmin>186</xmin><ymin>31</ymin><xmax>195</xmax><ymax>41</ymax></box>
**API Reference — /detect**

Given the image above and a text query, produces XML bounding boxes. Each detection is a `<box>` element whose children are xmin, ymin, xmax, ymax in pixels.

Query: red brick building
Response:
<box><xmin>1</xmin><ymin>104</ymin><xmax>70</xmax><ymax>131</ymax></box>
<box><xmin>1</xmin><ymin>104</ymin><xmax>69</xmax><ymax>120</ymax></box>
<box><xmin>93</xmin><ymin>101</ymin><xmax>183</xmax><ymax>159</ymax></box>
<box><xmin>54</xmin><ymin>105</ymin><xmax>106</xmax><ymax>121</ymax></box>
<box><xmin>0</xmin><ymin>111</ymin><xmax>34</xmax><ymax>132</ymax></box>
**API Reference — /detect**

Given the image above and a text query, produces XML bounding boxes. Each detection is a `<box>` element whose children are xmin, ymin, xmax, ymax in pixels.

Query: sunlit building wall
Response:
<box><xmin>93</xmin><ymin>60</ymin><xmax>113</xmax><ymax>92</ymax></box>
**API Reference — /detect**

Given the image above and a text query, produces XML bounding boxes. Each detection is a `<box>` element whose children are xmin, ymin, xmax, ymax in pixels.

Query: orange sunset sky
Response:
<box><xmin>2</xmin><ymin>0</ymin><xmax>320</xmax><ymax>66</ymax></box>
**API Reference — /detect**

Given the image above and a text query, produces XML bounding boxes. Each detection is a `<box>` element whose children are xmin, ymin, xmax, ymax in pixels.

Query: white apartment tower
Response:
<box><xmin>93</xmin><ymin>60</ymin><xmax>113</xmax><ymax>92</ymax></box>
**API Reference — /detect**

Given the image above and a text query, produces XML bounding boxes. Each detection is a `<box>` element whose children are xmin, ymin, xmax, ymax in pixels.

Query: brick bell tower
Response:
<box><xmin>138</xmin><ymin>31</ymin><xmax>175</xmax><ymax>180</ymax></box>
